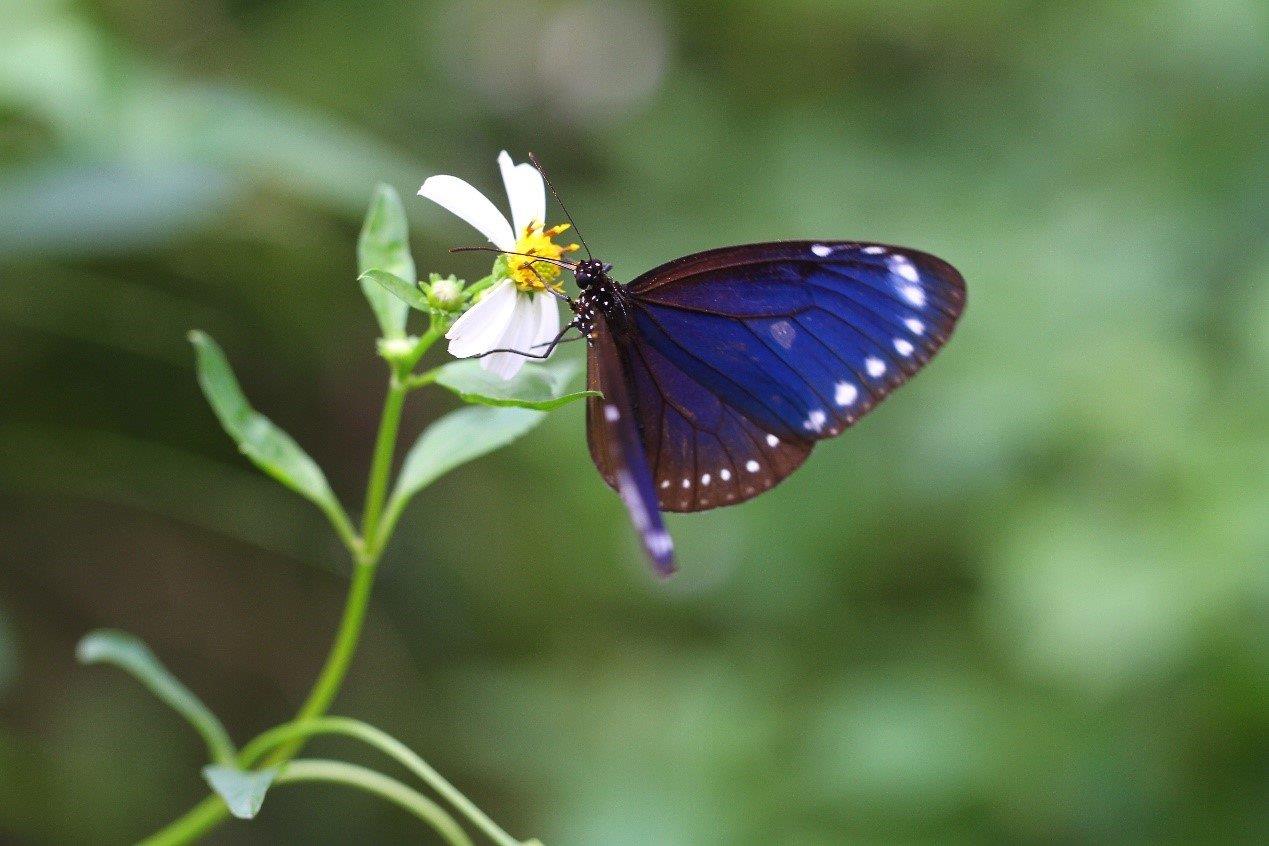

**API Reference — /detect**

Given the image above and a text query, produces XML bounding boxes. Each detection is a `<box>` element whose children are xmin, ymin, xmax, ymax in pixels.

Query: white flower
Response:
<box><xmin>419</xmin><ymin>151</ymin><xmax>578</xmax><ymax>380</ymax></box>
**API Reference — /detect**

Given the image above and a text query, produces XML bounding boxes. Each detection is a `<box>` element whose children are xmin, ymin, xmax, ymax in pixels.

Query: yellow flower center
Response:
<box><xmin>507</xmin><ymin>222</ymin><xmax>579</xmax><ymax>293</ymax></box>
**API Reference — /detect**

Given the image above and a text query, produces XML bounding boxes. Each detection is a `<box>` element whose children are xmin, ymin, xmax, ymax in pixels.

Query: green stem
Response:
<box><xmin>137</xmin><ymin>797</ymin><xmax>225</xmax><ymax>846</ymax></box>
<box><xmin>402</xmin><ymin>365</ymin><xmax>443</xmax><ymax>392</ymax></box>
<box><xmin>407</xmin><ymin>319</ymin><xmax>448</xmax><ymax>372</ymax></box>
<box><xmin>240</xmin><ymin>717</ymin><xmax>527</xmax><ymax>846</ymax></box>
<box><xmin>277</xmin><ymin>759</ymin><xmax>473</xmax><ymax>846</ymax></box>
<box><xmin>360</xmin><ymin>378</ymin><xmax>407</xmax><ymax>550</ymax></box>
<box><xmin>462</xmin><ymin>272</ymin><xmax>498</xmax><ymax>301</ymax></box>
<box><xmin>318</xmin><ymin>499</ymin><xmax>361</xmax><ymax>557</ymax></box>
<box><xmin>268</xmin><ymin>559</ymin><xmax>377</xmax><ymax>760</ymax></box>
<box><xmin>140</xmin><ymin>326</ymin><xmax>451</xmax><ymax>845</ymax></box>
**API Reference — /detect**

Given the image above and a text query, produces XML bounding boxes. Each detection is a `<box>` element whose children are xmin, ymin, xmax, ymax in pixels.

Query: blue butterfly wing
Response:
<box><xmin>622</xmin><ymin>240</ymin><xmax>965</xmax><ymax>512</ymax></box>
<box><xmin>618</xmin><ymin>326</ymin><xmax>814</xmax><ymax>512</ymax></box>
<box><xmin>586</xmin><ymin>311</ymin><xmax>677</xmax><ymax>575</ymax></box>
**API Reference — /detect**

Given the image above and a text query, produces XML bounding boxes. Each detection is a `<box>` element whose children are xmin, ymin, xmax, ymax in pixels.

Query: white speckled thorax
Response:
<box><xmin>573</xmin><ymin>274</ymin><xmax>631</xmax><ymax>341</ymax></box>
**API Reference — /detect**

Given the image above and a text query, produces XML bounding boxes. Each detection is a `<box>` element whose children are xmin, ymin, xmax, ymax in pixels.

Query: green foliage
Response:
<box><xmin>188</xmin><ymin>331</ymin><xmax>355</xmax><ymax>547</ymax></box>
<box><xmin>201</xmin><ymin>766</ymin><xmax>278</xmax><ymax>820</ymax></box>
<box><xmin>433</xmin><ymin>358</ymin><xmax>599</xmax><ymax>410</ymax></box>
<box><xmin>76</xmin><ymin>631</ymin><xmax>235</xmax><ymax>766</ymax></box>
<box><xmin>379</xmin><ymin>406</ymin><xmax>546</xmax><ymax>541</ymax></box>
<box><xmin>360</xmin><ymin>268</ymin><xmax>428</xmax><ymax>312</ymax></box>
<box><xmin>357</xmin><ymin>185</ymin><xmax>417</xmax><ymax>338</ymax></box>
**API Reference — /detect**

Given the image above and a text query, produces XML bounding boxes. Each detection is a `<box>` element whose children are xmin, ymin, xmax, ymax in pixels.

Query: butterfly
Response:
<box><xmin>464</xmin><ymin>159</ymin><xmax>966</xmax><ymax>576</ymax></box>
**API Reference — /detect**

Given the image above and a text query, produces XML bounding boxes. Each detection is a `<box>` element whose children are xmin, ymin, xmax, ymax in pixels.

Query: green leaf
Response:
<box><xmin>358</xmin><ymin>184</ymin><xmax>416</xmax><ymax>339</ymax></box>
<box><xmin>76</xmin><ymin>630</ymin><xmax>235</xmax><ymax>765</ymax></box>
<box><xmin>188</xmin><ymin>331</ymin><xmax>358</xmax><ymax>549</ymax></box>
<box><xmin>202</xmin><ymin>765</ymin><xmax>279</xmax><ymax>819</ymax></box>
<box><xmin>378</xmin><ymin>405</ymin><xmax>546</xmax><ymax>542</ymax></box>
<box><xmin>433</xmin><ymin>357</ymin><xmax>599</xmax><ymax>411</ymax></box>
<box><xmin>360</xmin><ymin>268</ymin><xmax>427</xmax><ymax>311</ymax></box>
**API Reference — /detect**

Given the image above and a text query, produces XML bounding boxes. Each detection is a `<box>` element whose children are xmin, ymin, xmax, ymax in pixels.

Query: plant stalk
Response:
<box><xmin>240</xmin><ymin>717</ymin><xmax>527</xmax><ymax>846</ymax></box>
<box><xmin>140</xmin><ymin>326</ymin><xmax>442</xmax><ymax>845</ymax></box>
<box><xmin>277</xmin><ymin>760</ymin><xmax>473</xmax><ymax>846</ymax></box>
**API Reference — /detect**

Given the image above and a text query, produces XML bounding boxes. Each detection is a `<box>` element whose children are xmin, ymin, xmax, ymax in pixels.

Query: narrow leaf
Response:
<box><xmin>360</xmin><ymin>268</ymin><xmax>427</xmax><ymax>311</ymax></box>
<box><xmin>379</xmin><ymin>406</ymin><xmax>545</xmax><ymax>538</ymax></box>
<box><xmin>77</xmin><ymin>630</ymin><xmax>235</xmax><ymax>765</ymax></box>
<box><xmin>358</xmin><ymin>184</ymin><xmax>415</xmax><ymax>339</ymax></box>
<box><xmin>188</xmin><ymin>331</ymin><xmax>355</xmax><ymax>547</ymax></box>
<box><xmin>434</xmin><ymin>358</ymin><xmax>599</xmax><ymax>411</ymax></box>
<box><xmin>203</xmin><ymin>765</ymin><xmax>279</xmax><ymax>819</ymax></box>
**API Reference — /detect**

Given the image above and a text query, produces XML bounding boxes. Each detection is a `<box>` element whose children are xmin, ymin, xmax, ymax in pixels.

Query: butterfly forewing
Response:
<box><xmin>614</xmin><ymin>241</ymin><xmax>964</xmax><ymax>511</ymax></box>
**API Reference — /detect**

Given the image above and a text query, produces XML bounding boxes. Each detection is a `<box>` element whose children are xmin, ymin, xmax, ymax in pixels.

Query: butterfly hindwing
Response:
<box><xmin>620</xmin><ymin>330</ymin><xmax>814</xmax><ymax>512</ymax></box>
<box><xmin>585</xmin><ymin>312</ymin><xmax>676</xmax><ymax>574</ymax></box>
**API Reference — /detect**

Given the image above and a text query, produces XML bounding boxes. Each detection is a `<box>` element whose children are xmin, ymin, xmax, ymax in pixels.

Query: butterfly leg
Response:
<box><xmin>468</xmin><ymin>320</ymin><xmax>582</xmax><ymax>361</ymax></box>
<box><xmin>522</xmin><ymin>261</ymin><xmax>577</xmax><ymax>309</ymax></box>
<box><xmin>534</xmin><ymin>333</ymin><xmax>585</xmax><ymax>348</ymax></box>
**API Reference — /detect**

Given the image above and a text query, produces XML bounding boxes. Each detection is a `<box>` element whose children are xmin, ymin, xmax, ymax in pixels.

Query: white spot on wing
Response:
<box><xmin>700</xmin><ymin>473</ymin><xmax>711</xmax><ymax>486</ymax></box>
<box><xmin>835</xmin><ymin>381</ymin><xmax>858</xmax><ymax>406</ymax></box>
<box><xmin>899</xmin><ymin>284</ymin><xmax>926</xmax><ymax>306</ymax></box>
<box><xmin>681</xmin><ymin>478</ymin><xmax>691</xmax><ymax>489</ymax></box>
<box><xmin>745</xmin><ymin>459</ymin><xmax>760</xmax><ymax>473</ymax></box>
<box><xmin>811</xmin><ymin>243</ymin><xmax>832</xmax><ymax>257</ymax></box>
<box><xmin>889</xmin><ymin>255</ymin><xmax>920</xmax><ymax>282</ymax></box>
<box><xmin>603</xmin><ymin>404</ymin><xmax>620</xmax><ymax>422</ymax></box>
<box><xmin>894</xmin><ymin>338</ymin><xmax>914</xmax><ymax>356</ymax></box>
<box><xmin>866</xmin><ymin>357</ymin><xmax>886</xmax><ymax>377</ymax></box>
<box><xmin>766</xmin><ymin>433</ymin><xmax>779</xmax><ymax>447</ymax></box>
<box><xmin>863</xmin><ymin>245</ymin><xmax>886</xmax><ymax>255</ymax></box>
<box><xmin>803</xmin><ymin>409</ymin><xmax>828</xmax><ymax>433</ymax></box>
<box><xmin>720</xmin><ymin>468</ymin><xmax>732</xmax><ymax>481</ymax></box>
<box><xmin>904</xmin><ymin>318</ymin><xmax>925</xmax><ymax>335</ymax></box>
<box><xmin>659</xmin><ymin>479</ymin><xmax>670</xmax><ymax>489</ymax></box>
<box><xmin>646</xmin><ymin>530</ymin><xmax>674</xmax><ymax>558</ymax></box>
<box><xmin>769</xmin><ymin>320</ymin><xmax>797</xmax><ymax>349</ymax></box>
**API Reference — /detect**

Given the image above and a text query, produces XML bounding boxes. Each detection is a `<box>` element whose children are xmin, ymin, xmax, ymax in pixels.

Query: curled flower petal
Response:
<box><xmin>418</xmin><ymin>175</ymin><xmax>515</xmax><ymax>251</ymax></box>
<box><xmin>446</xmin><ymin>279</ymin><xmax>518</xmax><ymax>358</ymax></box>
<box><xmin>497</xmin><ymin>150</ymin><xmax>546</xmax><ymax>235</ymax></box>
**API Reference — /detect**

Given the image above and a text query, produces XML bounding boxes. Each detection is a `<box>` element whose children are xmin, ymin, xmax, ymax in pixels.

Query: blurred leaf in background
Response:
<box><xmin>1</xmin><ymin>0</ymin><xmax>1265</xmax><ymax>844</ymax></box>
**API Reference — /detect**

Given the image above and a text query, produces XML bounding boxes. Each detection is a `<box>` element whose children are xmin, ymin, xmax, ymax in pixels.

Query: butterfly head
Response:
<box><xmin>572</xmin><ymin>258</ymin><xmax>612</xmax><ymax>289</ymax></box>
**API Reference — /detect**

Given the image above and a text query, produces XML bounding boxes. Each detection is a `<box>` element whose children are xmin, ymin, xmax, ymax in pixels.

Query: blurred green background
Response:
<box><xmin>1</xmin><ymin>0</ymin><xmax>1266</xmax><ymax>843</ymax></box>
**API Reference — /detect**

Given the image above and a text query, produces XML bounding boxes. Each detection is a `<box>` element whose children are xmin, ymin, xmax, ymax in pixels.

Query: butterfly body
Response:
<box><xmin>565</xmin><ymin>241</ymin><xmax>967</xmax><ymax>575</ymax></box>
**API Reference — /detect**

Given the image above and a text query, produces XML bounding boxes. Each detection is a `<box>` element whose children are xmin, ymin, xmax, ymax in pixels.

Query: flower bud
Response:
<box><xmin>377</xmin><ymin>335</ymin><xmax>419</xmax><ymax>364</ymax></box>
<box><xmin>426</xmin><ymin>274</ymin><xmax>464</xmax><ymax>311</ymax></box>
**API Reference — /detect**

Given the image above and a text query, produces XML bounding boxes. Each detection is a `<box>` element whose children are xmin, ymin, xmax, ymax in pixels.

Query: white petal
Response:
<box><xmin>531</xmin><ymin>292</ymin><xmax>561</xmax><ymax>354</ymax></box>
<box><xmin>481</xmin><ymin>351</ymin><xmax>523</xmax><ymax>380</ymax></box>
<box><xmin>481</xmin><ymin>293</ymin><xmax>537</xmax><ymax>380</ymax></box>
<box><xmin>418</xmin><ymin>175</ymin><xmax>515</xmax><ymax>251</ymax></box>
<box><xmin>446</xmin><ymin>280</ymin><xmax>518</xmax><ymax>358</ymax></box>
<box><xmin>497</xmin><ymin>150</ymin><xmax>546</xmax><ymax>235</ymax></box>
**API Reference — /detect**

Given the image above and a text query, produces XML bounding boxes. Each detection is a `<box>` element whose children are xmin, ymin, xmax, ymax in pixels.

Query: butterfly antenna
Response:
<box><xmin>528</xmin><ymin>152</ymin><xmax>593</xmax><ymax>261</ymax></box>
<box><xmin>449</xmin><ymin>245</ymin><xmax>577</xmax><ymax>270</ymax></box>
